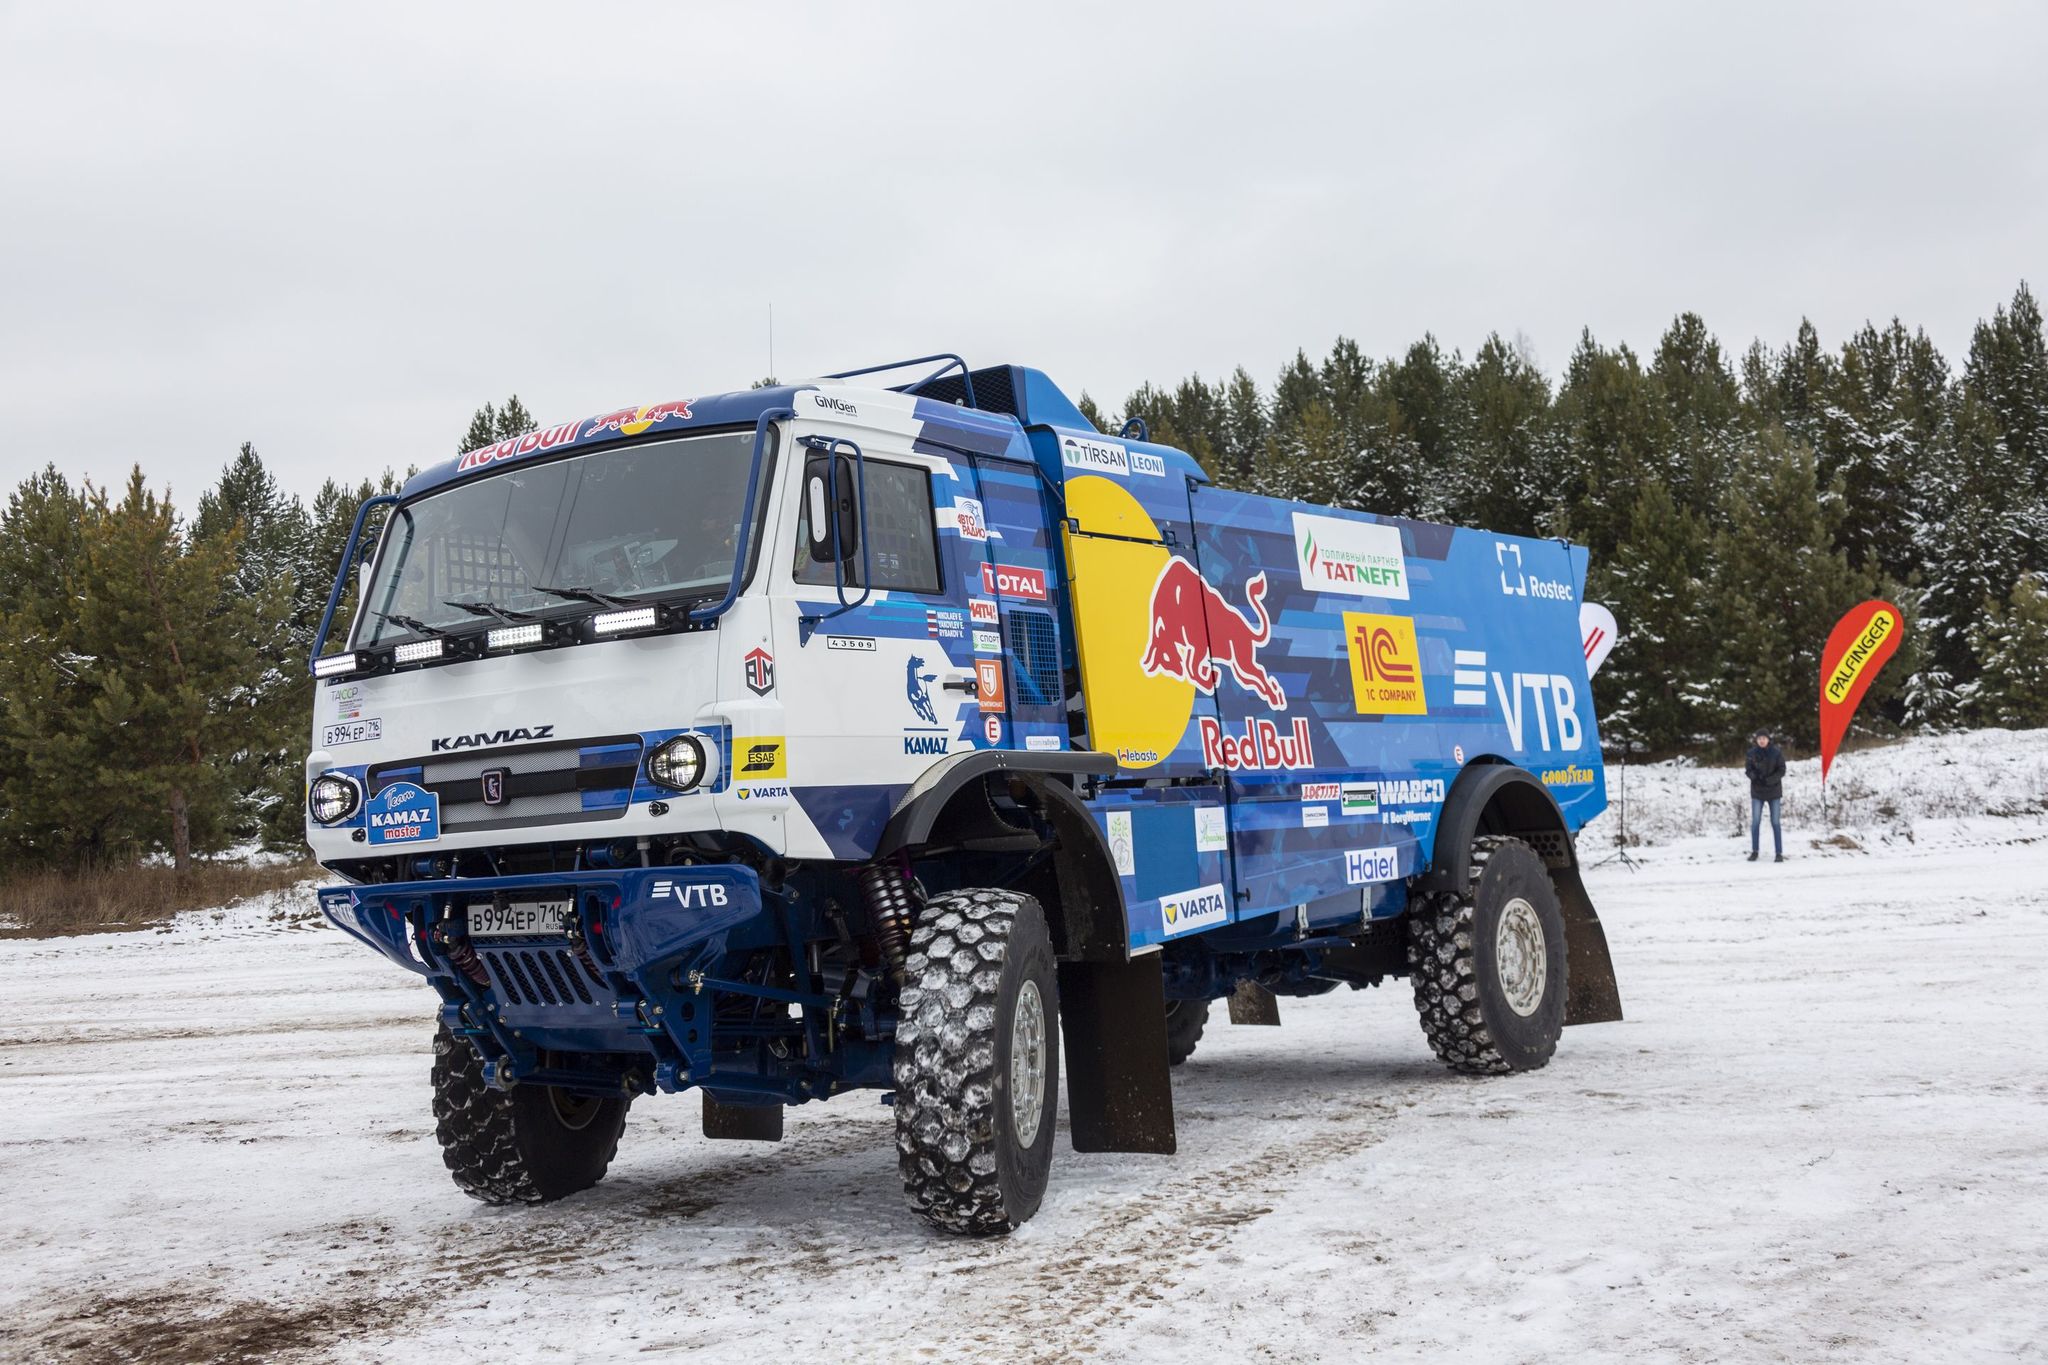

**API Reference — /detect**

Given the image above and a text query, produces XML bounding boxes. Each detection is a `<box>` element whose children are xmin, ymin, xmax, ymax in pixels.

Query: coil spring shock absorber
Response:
<box><xmin>858</xmin><ymin>858</ymin><xmax>918</xmax><ymax>976</ymax></box>
<box><xmin>432</xmin><ymin>915</ymin><xmax>490</xmax><ymax>986</ymax></box>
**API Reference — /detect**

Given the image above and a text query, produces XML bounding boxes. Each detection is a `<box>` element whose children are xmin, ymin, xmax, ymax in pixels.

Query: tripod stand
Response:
<box><xmin>1590</xmin><ymin>746</ymin><xmax>1643</xmax><ymax>871</ymax></box>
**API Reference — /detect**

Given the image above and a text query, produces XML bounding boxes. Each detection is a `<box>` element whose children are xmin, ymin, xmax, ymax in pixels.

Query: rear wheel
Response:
<box><xmin>431</xmin><ymin>1026</ymin><xmax>629</xmax><ymax>1204</ymax></box>
<box><xmin>894</xmin><ymin>888</ymin><xmax>1060</xmax><ymax>1235</ymax></box>
<box><xmin>1406</xmin><ymin>836</ymin><xmax>1567</xmax><ymax>1074</ymax></box>
<box><xmin>1164</xmin><ymin>998</ymin><xmax>1210</xmax><ymax>1066</ymax></box>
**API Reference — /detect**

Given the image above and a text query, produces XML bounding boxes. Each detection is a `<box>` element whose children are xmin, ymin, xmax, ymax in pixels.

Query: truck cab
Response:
<box><xmin>307</xmin><ymin>355</ymin><xmax>1621</xmax><ymax>1233</ymax></box>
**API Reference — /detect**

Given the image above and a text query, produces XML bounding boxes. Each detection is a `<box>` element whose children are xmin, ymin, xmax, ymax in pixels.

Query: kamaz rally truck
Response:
<box><xmin>307</xmin><ymin>355</ymin><xmax>1622</xmax><ymax>1234</ymax></box>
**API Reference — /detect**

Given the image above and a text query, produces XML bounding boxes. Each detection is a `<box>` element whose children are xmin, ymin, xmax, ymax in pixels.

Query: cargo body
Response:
<box><xmin>306</xmin><ymin>357</ymin><xmax>1622</xmax><ymax>1232</ymax></box>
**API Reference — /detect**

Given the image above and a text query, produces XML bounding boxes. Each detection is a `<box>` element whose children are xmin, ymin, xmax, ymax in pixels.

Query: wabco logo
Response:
<box><xmin>1496</xmin><ymin>542</ymin><xmax>1573</xmax><ymax>601</ymax></box>
<box><xmin>650</xmin><ymin>879</ymin><xmax>729</xmax><ymax>908</ymax></box>
<box><xmin>432</xmin><ymin>725</ymin><xmax>555</xmax><ymax>753</ymax></box>
<box><xmin>1160</xmin><ymin>882</ymin><xmax>1229</xmax><ymax>937</ymax></box>
<box><xmin>1141</xmin><ymin>561</ymin><xmax>1286</xmax><ymax>710</ymax></box>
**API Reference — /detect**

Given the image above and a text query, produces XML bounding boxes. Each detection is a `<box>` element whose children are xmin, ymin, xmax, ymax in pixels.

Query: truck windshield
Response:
<box><xmin>354</xmin><ymin>429</ymin><xmax>768</xmax><ymax>648</ymax></box>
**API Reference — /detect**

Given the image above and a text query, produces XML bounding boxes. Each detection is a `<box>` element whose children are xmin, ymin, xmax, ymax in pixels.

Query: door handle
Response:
<box><xmin>941</xmin><ymin>674</ymin><xmax>977</xmax><ymax>693</ymax></box>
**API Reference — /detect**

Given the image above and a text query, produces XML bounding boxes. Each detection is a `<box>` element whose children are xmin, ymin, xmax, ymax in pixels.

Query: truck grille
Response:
<box><xmin>479</xmin><ymin>944</ymin><xmax>610</xmax><ymax>1008</ymax></box>
<box><xmin>369</xmin><ymin>735</ymin><xmax>642</xmax><ymax>833</ymax></box>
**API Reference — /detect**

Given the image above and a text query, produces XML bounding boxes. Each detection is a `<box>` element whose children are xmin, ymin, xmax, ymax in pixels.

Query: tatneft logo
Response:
<box><xmin>1344</xmin><ymin>612</ymin><xmax>1426</xmax><ymax>715</ymax></box>
<box><xmin>1061</xmin><ymin>435</ymin><xmax>1131</xmax><ymax>475</ymax></box>
<box><xmin>1495</xmin><ymin>541</ymin><xmax>1574</xmax><ymax>601</ymax></box>
<box><xmin>1345</xmin><ymin>847</ymin><xmax>1400</xmax><ymax>885</ymax></box>
<box><xmin>1293</xmin><ymin>512</ymin><xmax>1409</xmax><ymax>599</ymax></box>
<box><xmin>651</xmin><ymin>879</ymin><xmax>730</xmax><ymax>907</ymax></box>
<box><xmin>1160</xmin><ymin>882</ymin><xmax>1230</xmax><ymax>937</ymax></box>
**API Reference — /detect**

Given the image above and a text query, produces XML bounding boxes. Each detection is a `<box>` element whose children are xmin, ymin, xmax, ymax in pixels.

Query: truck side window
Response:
<box><xmin>794</xmin><ymin>459</ymin><xmax>942</xmax><ymax>594</ymax></box>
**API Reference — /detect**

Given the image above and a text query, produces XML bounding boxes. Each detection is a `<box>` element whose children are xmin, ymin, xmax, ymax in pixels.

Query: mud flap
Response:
<box><xmin>1057</xmin><ymin>956</ymin><xmax>1176</xmax><ymax>1154</ymax></box>
<box><xmin>703</xmin><ymin>1094</ymin><xmax>784</xmax><ymax>1142</ymax></box>
<box><xmin>1553</xmin><ymin>865</ymin><xmax>1624</xmax><ymax>1025</ymax></box>
<box><xmin>1227</xmin><ymin>981</ymin><xmax>1282</xmax><ymax>1026</ymax></box>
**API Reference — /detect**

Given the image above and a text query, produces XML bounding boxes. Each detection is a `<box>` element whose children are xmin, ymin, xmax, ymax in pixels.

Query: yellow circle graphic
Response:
<box><xmin>1063</xmin><ymin>476</ymin><xmax>1194</xmax><ymax>770</ymax></box>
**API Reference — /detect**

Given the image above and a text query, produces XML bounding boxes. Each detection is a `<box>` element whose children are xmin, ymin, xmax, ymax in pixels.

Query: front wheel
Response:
<box><xmin>1406</xmin><ymin>836</ymin><xmax>1568</xmax><ymax>1075</ymax></box>
<box><xmin>431</xmin><ymin>1026</ymin><xmax>629</xmax><ymax>1204</ymax></box>
<box><xmin>894</xmin><ymin>888</ymin><xmax>1060</xmax><ymax>1235</ymax></box>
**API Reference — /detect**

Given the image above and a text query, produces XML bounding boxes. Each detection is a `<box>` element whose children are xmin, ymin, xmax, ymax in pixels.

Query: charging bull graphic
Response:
<box><xmin>1140</xmin><ymin>559</ymin><xmax>1287</xmax><ymax>710</ymax></box>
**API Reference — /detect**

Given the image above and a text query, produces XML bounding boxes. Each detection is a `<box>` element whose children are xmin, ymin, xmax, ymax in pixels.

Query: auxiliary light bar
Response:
<box><xmin>591</xmin><ymin>606</ymin><xmax>659</xmax><ymax>635</ymax></box>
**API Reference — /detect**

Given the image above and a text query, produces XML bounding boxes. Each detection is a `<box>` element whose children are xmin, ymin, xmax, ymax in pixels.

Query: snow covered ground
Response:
<box><xmin>3</xmin><ymin>733</ymin><xmax>2046</xmax><ymax>1363</ymax></box>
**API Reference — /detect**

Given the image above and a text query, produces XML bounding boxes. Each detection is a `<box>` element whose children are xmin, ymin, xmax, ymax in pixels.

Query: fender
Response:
<box><xmin>877</xmin><ymin>748</ymin><xmax>1116</xmax><ymax>854</ymax></box>
<box><xmin>1419</xmin><ymin>760</ymin><xmax>1623</xmax><ymax>1026</ymax></box>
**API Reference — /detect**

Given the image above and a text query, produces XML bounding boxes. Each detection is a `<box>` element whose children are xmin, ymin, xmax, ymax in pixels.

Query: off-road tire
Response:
<box><xmin>1165</xmin><ymin>998</ymin><xmax>1210</xmax><ymax>1067</ymax></box>
<box><xmin>1406</xmin><ymin>836</ymin><xmax>1568</xmax><ymax>1075</ymax></box>
<box><xmin>894</xmin><ymin>888</ymin><xmax>1060</xmax><ymax>1236</ymax></box>
<box><xmin>431</xmin><ymin>1025</ymin><xmax>629</xmax><ymax>1204</ymax></box>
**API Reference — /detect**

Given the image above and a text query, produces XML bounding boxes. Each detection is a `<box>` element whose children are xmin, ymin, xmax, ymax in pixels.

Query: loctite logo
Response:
<box><xmin>1140</xmin><ymin>560</ymin><xmax>1286</xmax><ymax>710</ymax></box>
<box><xmin>1198</xmin><ymin>716</ymin><xmax>1315</xmax><ymax>771</ymax></box>
<box><xmin>980</xmin><ymin>562</ymin><xmax>1047</xmax><ymax>601</ymax></box>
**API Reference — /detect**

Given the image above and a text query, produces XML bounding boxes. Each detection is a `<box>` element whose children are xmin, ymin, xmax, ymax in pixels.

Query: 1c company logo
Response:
<box><xmin>1344</xmin><ymin>612</ymin><xmax>1426</xmax><ymax>715</ymax></box>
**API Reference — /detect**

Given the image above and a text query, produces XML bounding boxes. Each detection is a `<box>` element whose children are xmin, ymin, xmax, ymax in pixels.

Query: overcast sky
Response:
<box><xmin>2</xmin><ymin>2</ymin><xmax>2043</xmax><ymax>505</ymax></box>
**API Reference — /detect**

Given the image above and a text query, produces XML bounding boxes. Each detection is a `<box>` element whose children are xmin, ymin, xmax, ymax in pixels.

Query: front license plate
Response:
<box><xmin>467</xmin><ymin>898</ymin><xmax>571</xmax><ymax>938</ymax></box>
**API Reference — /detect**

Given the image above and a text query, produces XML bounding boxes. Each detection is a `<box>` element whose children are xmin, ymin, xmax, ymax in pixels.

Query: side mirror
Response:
<box><xmin>804</xmin><ymin>454</ymin><xmax>860</xmax><ymax>563</ymax></box>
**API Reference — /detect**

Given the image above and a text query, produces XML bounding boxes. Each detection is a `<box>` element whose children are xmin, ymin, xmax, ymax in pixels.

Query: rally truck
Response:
<box><xmin>306</xmin><ymin>354</ymin><xmax>1622</xmax><ymax>1234</ymax></box>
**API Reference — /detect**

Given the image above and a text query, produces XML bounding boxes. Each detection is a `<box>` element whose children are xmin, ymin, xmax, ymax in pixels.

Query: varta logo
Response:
<box><xmin>431</xmin><ymin>725</ymin><xmax>555</xmax><ymax>753</ymax></box>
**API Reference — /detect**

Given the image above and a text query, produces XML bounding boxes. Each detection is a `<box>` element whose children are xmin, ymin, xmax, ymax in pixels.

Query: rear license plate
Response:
<box><xmin>467</xmin><ymin>898</ymin><xmax>571</xmax><ymax>938</ymax></box>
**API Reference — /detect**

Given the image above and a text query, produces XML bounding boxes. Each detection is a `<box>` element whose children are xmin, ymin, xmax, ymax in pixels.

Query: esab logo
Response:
<box><xmin>1344</xmin><ymin>613</ymin><xmax>1426</xmax><ymax>715</ymax></box>
<box><xmin>1160</xmin><ymin>882</ymin><xmax>1229</xmax><ymax>938</ymax></box>
<box><xmin>734</xmin><ymin>736</ymin><xmax>786</xmax><ymax>779</ymax></box>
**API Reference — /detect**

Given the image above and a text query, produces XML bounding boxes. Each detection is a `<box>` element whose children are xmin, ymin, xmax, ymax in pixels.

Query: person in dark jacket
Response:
<box><xmin>1745</xmin><ymin>729</ymin><xmax>1786</xmax><ymax>862</ymax></box>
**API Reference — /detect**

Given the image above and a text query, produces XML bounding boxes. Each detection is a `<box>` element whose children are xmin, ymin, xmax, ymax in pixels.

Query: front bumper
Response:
<box><xmin>319</xmin><ymin>865</ymin><xmax>866</xmax><ymax>1099</ymax></box>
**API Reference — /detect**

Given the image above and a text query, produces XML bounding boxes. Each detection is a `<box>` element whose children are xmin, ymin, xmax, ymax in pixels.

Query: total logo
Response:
<box><xmin>1496</xmin><ymin>542</ymin><xmax>1573</xmax><ymax>601</ymax></box>
<box><xmin>981</xmin><ymin>562</ymin><xmax>1048</xmax><ymax>601</ymax></box>
<box><xmin>1160</xmin><ymin>881</ymin><xmax>1230</xmax><ymax>937</ymax></box>
<box><xmin>1140</xmin><ymin>561</ymin><xmax>1286</xmax><ymax>710</ymax></box>
<box><xmin>650</xmin><ymin>879</ymin><xmax>730</xmax><ymax>908</ymax></box>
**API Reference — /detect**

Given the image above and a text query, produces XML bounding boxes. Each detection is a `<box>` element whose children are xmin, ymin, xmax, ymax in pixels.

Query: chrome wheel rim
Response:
<box><xmin>1010</xmin><ymin>979</ymin><xmax>1048</xmax><ymax>1147</ymax></box>
<box><xmin>1495</xmin><ymin>897</ymin><xmax>1547</xmax><ymax>1017</ymax></box>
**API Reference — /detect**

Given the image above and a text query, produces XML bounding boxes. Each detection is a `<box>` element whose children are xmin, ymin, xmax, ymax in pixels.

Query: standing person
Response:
<box><xmin>1745</xmin><ymin>729</ymin><xmax>1786</xmax><ymax>863</ymax></box>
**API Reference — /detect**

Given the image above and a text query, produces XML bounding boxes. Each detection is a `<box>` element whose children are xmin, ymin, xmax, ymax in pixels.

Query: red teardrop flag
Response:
<box><xmin>1818</xmin><ymin>599</ymin><xmax>1904</xmax><ymax>783</ymax></box>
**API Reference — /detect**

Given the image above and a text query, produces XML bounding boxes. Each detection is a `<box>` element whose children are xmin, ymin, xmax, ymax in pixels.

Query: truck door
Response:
<box><xmin>965</xmin><ymin>452</ymin><xmax>1066</xmax><ymax>753</ymax></box>
<box><xmin>1058</xmin><ymin>466</ymin><xmax>1234</xmax><ymax>951</ymax></box>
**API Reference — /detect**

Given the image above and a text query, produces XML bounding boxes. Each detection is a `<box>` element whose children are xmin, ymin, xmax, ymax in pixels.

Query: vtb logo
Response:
<box><xmin>1344</xmin><ymin>612</ymin><xmax>1426</xmax><ymax>715</ymax></box>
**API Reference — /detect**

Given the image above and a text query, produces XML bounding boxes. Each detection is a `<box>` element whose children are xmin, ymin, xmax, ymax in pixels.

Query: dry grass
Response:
<box><xmin>0</xmin><ymin>860</ymin><xmax>321</xmax><ymax>939</ymax></box>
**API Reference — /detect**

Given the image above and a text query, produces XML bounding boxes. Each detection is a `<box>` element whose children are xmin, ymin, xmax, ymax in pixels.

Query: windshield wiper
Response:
<box><xmin>375</xmin><ymin>611</ymin><xmax>452</xmax><ymax>638</ymax></box>
<box><xmin>531</xmin><ymin>583</ymin><xmax>639</xmax><ymax>609</ymax></box>
<box><xmin>443</xmin><ymin>598</ymin><xmax>539</xmax><ymax>624</ymax></box>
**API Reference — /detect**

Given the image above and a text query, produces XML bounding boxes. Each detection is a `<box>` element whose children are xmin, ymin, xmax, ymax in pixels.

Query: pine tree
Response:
<box><xmin>1914</xmin><ymin>391</ymin><xmax>2023</xmax><ymax>717</ymax></box>
<box><xmin>1968</xmin><ymin>573</ymin><xmax>2048</xmax><ymax>727</ymax></box>
<box><xmin>1707</xmin><ymin>429</ymin><xmax>1882</xmax><ymax>749</ymax></box>
<box><xmin>1553</xmin><ymin>331</ymin><xmax>1662</xmax><ymax>563</ymax></box>
<box><xmin>1591</xmin><ymin>478</ymin><xmax>1714</xmax><ymax>753</ymax></box>
<box><xmin>1445</xmin><ymin>333</ymin><xmax>1555</xmax><ymax>536</ymax></box>
<box><xmin>0</xmin><ymin>468</ymin><xmax>90</xmax><ymax>864</ymax></box>
<box><xmin>1962</xmin><ymin>283</ymin><xmax>2048</xmax><ymax>570</ymax></box>
<box><xmin>459</xmin><ymin>394</ymin><xmax>539</xmax><ymax>454</ymax></box>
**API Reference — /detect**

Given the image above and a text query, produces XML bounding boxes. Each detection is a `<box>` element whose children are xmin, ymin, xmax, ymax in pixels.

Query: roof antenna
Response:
<box><xmin>768</xmin><ymin>302</ymin><xmax>775</xmax><ymax>386</ymax></box>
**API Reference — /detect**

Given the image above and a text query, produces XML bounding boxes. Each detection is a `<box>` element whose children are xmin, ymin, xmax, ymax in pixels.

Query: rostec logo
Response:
<box><xmin>650</xmin><ymin>879</ymin><xmax>730</xmax><ymax>908</ymax></box>
<box><xmin>981</xmin><ymin>562</ymin><xmax>1048</xmax><ymax>600</ymax></box>
<box><xmin>586</xmin><ymin>398</ymin><xmax>694</xmax><ymax>440</ymax></box>
<box><xmin>456</xmin><ymin>419</ymin><xmax>580</xmax><ymax>473</ymax></box>
<box><xmin>1159</xmin><ymin>882</ymin><xmax>1230</xmax><ymax>937</ymax></box>
<box><xmin>1141</xmin><ymin>560</ymin><xmax>1287</xmax><ymax>710</ymax></box>
<box><xmin>1292</xmin><ymin>512</ymin><xmax>1409</xmax><ymax>600</ymax></box>
<box><xmin>1345</xmin><ymin>847</ymin><xmax>1400</xmax><ymax>885</ymax></box>
<box><xmin>1496</xmin><ymin>540</ymin><xmax>1574</xmax><ymax>601</ymax></box>
<box><xmin>1061</xmin><ymin>435</ymin><xmax>1131</xmax><ymax>475</ymax></box>
<box><xmin>432</xmin><ymin>725</ymin><xmax>555</xmax><ymax>753</ymax></box>
<box><xmin>1343</xmin><ymin>613</ymin><xmax>1426</xmax><ymax>715</ymax></box>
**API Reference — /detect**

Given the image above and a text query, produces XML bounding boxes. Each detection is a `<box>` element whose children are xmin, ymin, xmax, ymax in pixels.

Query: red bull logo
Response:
<box><xmin>586</xmin><ymin>398</ymin><xmax>695</xmax><ymax>439</ymax></box>
<box><xmin>456</xmin><ymin>420</ymin><xmax>581</xmax><ymax>474</ymax></box>
<box><xmin>1199</xmin><ymin>716</ymin><xmax>1315</xmax><ymax>771</ymax></box>
<box><xmin>1140</xmin><ymin>559</ymin><xmax>1287</xmax><ymax>710</ymax></box>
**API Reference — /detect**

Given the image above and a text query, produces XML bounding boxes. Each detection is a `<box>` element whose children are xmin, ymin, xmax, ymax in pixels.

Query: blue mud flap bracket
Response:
<box><xmin>317</xmin><ymin>866</ymin><xmax>817</xmax><ymax>1099</ymax></box>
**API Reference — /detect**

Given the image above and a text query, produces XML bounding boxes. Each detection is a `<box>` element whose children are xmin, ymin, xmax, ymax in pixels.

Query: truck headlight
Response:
<box><xmin>308</xmin><ymin>772</ymin><xmax>362</xmax><ymax>825</ymax></box>
<box><xmin>646</xmin><ymin>735</ymin><xmax>708</xmax><ymax>791</ymax></box>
